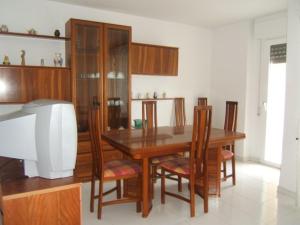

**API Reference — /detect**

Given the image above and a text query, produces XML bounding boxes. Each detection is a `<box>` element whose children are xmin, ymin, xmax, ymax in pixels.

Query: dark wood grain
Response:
<box><xmin>0</xmin><ymin>66</ymin><xmax>71</xmax><ymax>103</ymax></box>
<box><xmin>1</xmin><ymin>177</ymin><xmax>81</xmax><ymax>225</ymax></box>
<box><xmin>66</xmin><ymin>19</ymin><xmax>132</xmax><ymax>182</ymax></box>
<box><xmin>102</xmin><ymin>126</ymin><xmax>245</xmax><ymax>217</ymax></box>
<box><xmin>102</xmin><ymin>126</ymin><xmax>245</xmax><ymax>159</ymax></box>
<box><xmin>131</xmin><ymin>42</ymin><xmax>178</xmax><ymax>76</ymax></box>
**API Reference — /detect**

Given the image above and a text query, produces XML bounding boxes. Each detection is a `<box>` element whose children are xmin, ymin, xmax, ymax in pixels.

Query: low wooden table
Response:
<box><xmin>102</xmin><ymin>126</ymin><xmax>245</xmax><ymax>217</ymax></box>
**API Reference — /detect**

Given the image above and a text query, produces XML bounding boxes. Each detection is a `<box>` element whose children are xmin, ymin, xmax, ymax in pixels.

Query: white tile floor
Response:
<box><xmin>82</xmin><ymin>161</ymin><xmax>300</xmax><ymax>225</ymax></box>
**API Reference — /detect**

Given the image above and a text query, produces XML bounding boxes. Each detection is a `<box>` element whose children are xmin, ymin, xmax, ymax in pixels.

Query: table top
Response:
<box><xmin>102</xmin><ymin>126</ymin><xmax>245</xmax><ymax>159</ymax></box>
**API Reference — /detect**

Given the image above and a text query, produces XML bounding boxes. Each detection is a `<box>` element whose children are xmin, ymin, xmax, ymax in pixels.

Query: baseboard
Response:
<box><xmin>277</xmin><ymin>186</ymin><xmax>297</xmax><ymax>199</ymax></box>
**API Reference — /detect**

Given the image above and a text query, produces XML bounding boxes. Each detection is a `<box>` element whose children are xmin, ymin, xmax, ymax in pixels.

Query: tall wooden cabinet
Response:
<box><xmin>65</xmin><ymin>19</ymin><xmax>131</xmax><ymax>181</ymax></box>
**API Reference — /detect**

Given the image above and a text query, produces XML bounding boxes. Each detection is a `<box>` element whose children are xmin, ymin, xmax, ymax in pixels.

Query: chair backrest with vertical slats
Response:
<box><xmin>198</xmin><ymin>97</ymin><xmax>208</xmax><ymax>106</ymax></box>
<box><xmin>89</xmin><ymin>105</ymin><xmax>104</xmax><ymax>179</ymax></box>
<box><xmin>142</xmin><ymin>101</ymin><xmax>157</xmax><ymax>129</ymax></box>
<box><xmin>190</xmin><ymin>105</ymin><xmax>212</xmax><ymax>179</ymax></box>
<box><xmin>174</xmin><ymin>98</ymin><xmax>186</xmax><ymax>127</ymax></box>
<box><xmin>224</xmin><ymin>101</ymin><xmax>238</xmax><ymax>132</ymax></box>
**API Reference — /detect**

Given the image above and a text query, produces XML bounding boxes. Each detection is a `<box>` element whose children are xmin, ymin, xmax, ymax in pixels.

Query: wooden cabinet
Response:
<box><xmin>0</xmin><ymin>177</ymin><xmax>81</xmax><ymax>225</ymax></box>
<box><xmin>0</xmin><ymin>66</ymin><xmax>71</xmax><ymax>103</ymax></box>
<box><xmin>66</xmin><ymin>19</ymin><xmax>131</xmax><ymax>181</ymax></box>
<box><xmin>131</xmin><ymin>42</ymin><xmax>178</xmax><ymax>76</ymax></box>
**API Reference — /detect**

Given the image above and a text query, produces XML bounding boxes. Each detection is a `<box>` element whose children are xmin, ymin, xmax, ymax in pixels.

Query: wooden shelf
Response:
<box><xmin>0</xmin><ymin>31</ymin><xmax>69</xmax><ymax>41</ymax></box>
<box><xmin>0</xmin><ymin>64</ymin><xmax>70</xmax><ymax>70</ymax></box>
<box><xmin>132</xmin><ymin>98</ymin><xmax>178</xmax><ymax>101</ymax></box>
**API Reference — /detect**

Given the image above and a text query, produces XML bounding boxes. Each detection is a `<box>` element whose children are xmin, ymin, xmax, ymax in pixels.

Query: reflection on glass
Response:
<box><xmin>106</xmin><ymin>28</ymin><xmax>129</xmax><ymax>130</ymax></box>
<box><xmin>75</xmin><ymin>24</ymin><xmax>101</xmax><ymax>132</ymax></box>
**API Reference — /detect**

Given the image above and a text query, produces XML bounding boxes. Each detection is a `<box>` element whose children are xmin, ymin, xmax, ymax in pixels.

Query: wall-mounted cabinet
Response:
<box><xmin>65</xmin><ymin>19</ymin><xmax>131</xmax><ymax>180</ymax></box>
<box><xmin>131</xmin><ymin>42</ymin><xmax>178</xmax><ymax>76</ymax></box>
<box><xmin>0</xmin><ymin>66</ymin><xmax>71</xmax><ymax>103</ymax></box>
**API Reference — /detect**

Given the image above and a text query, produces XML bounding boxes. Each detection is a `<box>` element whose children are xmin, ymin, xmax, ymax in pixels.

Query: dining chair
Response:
<box><xmin>222</xmin><ymin>101</ymin><xmax>238</xmax><ymax>185</ymax></box>
<box><xmin>198</xmin><ymin>97</ymin><xmax>208</xmax><ymax>106</ymax></box>
<box><xmin>142</xmin><ymin>101</ymin><xmax>157</xmax><ymax>128</ymax></box>
<box><xmin>175</xmin><ymin>98</ymin><xmax>186</xmax><ymax>127</ymax></box>
<box><xmin>143</xmin><ymin>100</ymin><xmax>183</xmax><ymax>193</ymax></box>
<box><xmin>89</xmin><ymin>105</ymin><xmax>141</xmax><ymax>219</ymax></box>
<box><xmin>160</xmin><ymin>105</ymin><xmax>212</xmax><ymax>217</ymax></box>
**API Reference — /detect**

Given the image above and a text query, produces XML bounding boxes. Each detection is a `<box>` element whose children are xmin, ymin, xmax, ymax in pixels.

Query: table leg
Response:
<box><xmin>142</xmin><ymin>157</ymin><xmax>150</xmax><ymax>217</ymax></box>
<box><xmin>217</xmin><ymin>146</ymin><xmax>222</xmax><ymax>197</ymax></box>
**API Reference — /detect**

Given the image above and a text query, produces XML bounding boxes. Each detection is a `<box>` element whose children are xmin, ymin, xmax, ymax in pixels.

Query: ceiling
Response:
<box><xmin>50</xmin><ymin>0</ymin><xmax>287</xmax><ymax>27</ymax></box>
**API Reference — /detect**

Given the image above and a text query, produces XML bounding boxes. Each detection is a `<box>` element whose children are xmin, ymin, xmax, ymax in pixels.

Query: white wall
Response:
<box><xmin>210</xmin><ymin>13</ymin><xmax>288</xmax><ymax>161</ymax></box>
<box><xmin>0</xmin><ymin>0</ymin><xmax>211</xmax><ymax>125</ymax></box>
<box><xmin>246</xmin><ymin>13</ymin><xmax>287</xmax><ymax>162</ymax></box>
<box><xmin>210</xmin><ymin>21</ymin><xmax>252</xmax><ymax>158</ymax></box>
<box><xmin>0</xmin><ymin>0</ymin><xmax>212</xmax><ymax>124</ymax></box>
<box><xmin>279</xmin><ymin>0</ymin><xmax>300</xmax><ymax>195</ymax></box>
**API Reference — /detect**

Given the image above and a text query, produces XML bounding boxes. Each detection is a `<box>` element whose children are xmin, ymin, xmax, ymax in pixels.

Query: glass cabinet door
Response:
<box><xmin>74</xmin><ymin>23</ymin><xmax>103</xmax><ymax>133</ymax></box>
<box><xmin>104</xmin><ymin>25</ymin><xmax>131</xmax><ymax>130</ymax></box>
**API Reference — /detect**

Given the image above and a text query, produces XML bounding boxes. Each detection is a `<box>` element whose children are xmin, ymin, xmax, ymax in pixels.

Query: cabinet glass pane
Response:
<box><xmin>106</xmin><ymin>28</ymin><xmax>129</xmax><ymax>130</ymax></box>
<box><xmin>75</xmin><ymin>24</ymin><xmax>102</xmax><ymax>132</ymax></box>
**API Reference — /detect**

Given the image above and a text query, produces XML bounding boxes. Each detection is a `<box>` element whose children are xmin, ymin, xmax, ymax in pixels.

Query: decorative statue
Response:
<box><xmin>54</xmin><ymin>29</ymin><xmax>60</xmax><ymax>37</ymax></box>
<box><xmin>54</xmin><ymin>53</ymin><xmax>63</xmax><ymax>67</ymax></box>
<box><xmin>0</xmin><ymin>25</ymin><xmax>9</xmax><ymax>32</ymax></box>
<box><xmin>27</xmin><ymin>28</ymin><xmax>37</xmax><ymax>35</ymax></box>
<box><xmin>2</xmin><ymin>56</ymin><xmax>10</xmax><ymax>65</ymax></box>
<box><xmin>20</xmin><ymin>50</ymin><xmax>26</xmax><ymax>65</ymax></box>
<box><xmin>40</xmin><ymin>59</ymin><xmax>45</xmax><ymax>66</ymax></box>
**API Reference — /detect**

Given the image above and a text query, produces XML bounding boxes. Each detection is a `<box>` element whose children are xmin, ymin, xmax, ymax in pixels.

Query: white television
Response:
<box><xmin>0</xmin><ymin>99</ymin><xmax>77</xmax><ymax>179</ymax></box>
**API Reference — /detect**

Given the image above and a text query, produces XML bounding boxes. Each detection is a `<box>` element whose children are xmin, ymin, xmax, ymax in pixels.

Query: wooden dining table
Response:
<box><xmin>102</xmin><ymin>125</ymin><xmax>245</xmax><ymax>218</ymax></box>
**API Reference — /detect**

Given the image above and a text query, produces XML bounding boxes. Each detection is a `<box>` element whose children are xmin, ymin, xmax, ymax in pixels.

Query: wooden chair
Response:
<box><xmin>142</xmin><ymin>101</ymin><xmax>157</xmax><ymax>128</ymax></box>
<box><xmin>222</xmin><ymin>101</ymin><xmax>238</xmax><ymax>185</ymax></box>
<box><xmin>175</xmin><ymin>98</ymin><xmax>186</xmax><ymax>127</ymax></box>
<box><xmin>143</xmin><ymin>100</ymin><xmax>183</xmax><ymax>193</ymax></box>
<box><xmin>89</xmin><ymin>105</ymin><xmax>141</xmax><ymax>219</ymax></box>
<box><xmin>160</xmin><ymin>105</ymin><xmax>212</xmax><ymax>217</ymax></box>
<box><xmin>198</xmin><ymin>97</ymin><xmax>208</xmax><ymax>106</ymax></box>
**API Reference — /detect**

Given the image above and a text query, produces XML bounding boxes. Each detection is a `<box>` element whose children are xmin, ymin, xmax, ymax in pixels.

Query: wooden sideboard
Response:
<box><xmin>0</xmin><ymin>177</ymin><xmax>81</xmax><ymax>225</ymax></box>
<box><xmin>131</xmin><ymin>42</ymin><xmax>178</xmax><ymax>76</ymax></box>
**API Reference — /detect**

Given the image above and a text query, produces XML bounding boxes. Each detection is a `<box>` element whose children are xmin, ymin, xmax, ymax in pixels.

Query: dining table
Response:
<box><xmin>102</xmin><ymin>125</ymin><xmax>245</xmax><ymax>218</ymax></box>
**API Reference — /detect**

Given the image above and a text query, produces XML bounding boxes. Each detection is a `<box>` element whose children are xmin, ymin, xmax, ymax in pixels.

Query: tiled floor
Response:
<box><xmin>82</xmin><ymin>161</ymin><xmax>300</xmax><ymax>225</ymax></box>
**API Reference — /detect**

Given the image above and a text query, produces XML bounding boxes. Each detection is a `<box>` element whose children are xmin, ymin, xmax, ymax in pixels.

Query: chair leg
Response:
<box><xmin>203</xmin><ymin>176</ymin><xmax>208</xmax><ymax>213</ymax></box>
<box><xmin>116</xmin><ymin>180</ymin><xmax>121</xmax><ymax>199</ymax></box>
<box><xmin>161</xmin><ymin>169</ymin><xmax>166</xmax><ymax>204</ymax></box>
<box><xmin>90</xmin><ymin>176</ymin><xmax>96</xmax><ymax>213</ymax></box>
<box><xmin>178</xmin><ymin>176</ymin><xmax>182</xmax><ymax>192</ymax></box>
<box><xmin>136</xmin><ymin>175</ymin><xmax>142</xmax><ymax>213</ymax></box>
<box><xmin>153</xmin><ymin>164</ymin><xmax>158</xmax><ymax>183</ymax></box>
<box><xmin>232</xmin><ymin>156</ymin><xmax>236</xmax><ymax>185</ymax></box>
<box><xmin>223</xmin><ymin>161</ymin><xmax>227</xmax><ymax>181</ymax></box>
<box><xmin>97</xmin><ymin>180</ymin><xmax>103</xmax><ymax>219</ymax></box>
<box><xmin>189</xmin><ymin>179</ymin><xmax>195</xmax><ymax>217</ymax></box>
<box><xmin>151</xmin><ymin>165</ymin><xmax>155</xmax><ymax>199</ymax></box>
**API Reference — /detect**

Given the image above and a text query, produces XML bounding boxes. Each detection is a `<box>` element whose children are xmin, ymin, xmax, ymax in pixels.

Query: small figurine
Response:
<box><xmin>153</xmin><ymin>91</ymin><xmax>158</xmax><ymax>99</ymax></box>
<box><xmin>2</xmin><ymin>55</ymin><xmax>10</xmax><ymax>65</ymax></box>
<box><xmin>40</xmin><ymin>59</ymin><xmax>45</xmax><ymax>66</ymax></box>
<box><xmin>54</xmin><ymin>29</ymin><xmax>60</xmax><ymax>37</ymax></box>
<box><xmin>145</xmin><ymin>92</ymin><xmax>150</xmax><ymax>99</ymax></box>
<box><xmin>27</xmin><ymin>28</ymin><xmax>37</xmax><ymax>35</ymax></box>
<box><xmin>162</xmin><ymin>92</ymin><xmax>167</xmax><ymax>98</ymax></box>
<box><xmin>20</xmin><ymin>50</ymin><xmax>26</xmax><ymax>65</ymax></box>
<box><xmin>136</xmin><ymin>93</ymin><xmax>141</xmax><ymax>99</ymax></box>
<box><xmin>0</xmin><ymin>25</ymin><xmax>9</xmax><ymax>32</ymax></box>
<box><xmin>54</xmin><ymin>53</ymin><xmax>63</xmax><ymax>67</ymax></box>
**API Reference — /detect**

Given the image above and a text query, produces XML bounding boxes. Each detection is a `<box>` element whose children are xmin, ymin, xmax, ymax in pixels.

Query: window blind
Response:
<box><xmin>270</xmin><ymin>43</ymin><xmax>287</xmax><ymax>64</ymax></box>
